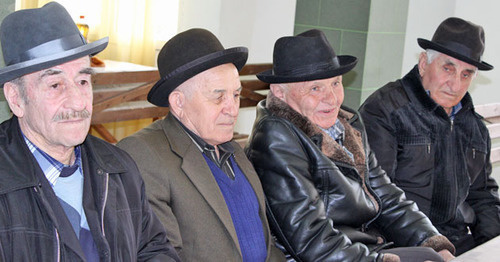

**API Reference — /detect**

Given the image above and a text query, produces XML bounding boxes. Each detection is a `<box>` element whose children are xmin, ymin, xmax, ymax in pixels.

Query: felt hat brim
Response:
<box><xmin>418</xmin><ymin>38</ymin><xmax>492</xmax><ymax>71</ymax></box>
<box><xmin>257</xmin><ymin>55</ymin><xmax>357</xmax><ymax>84</ymax></box>
<box><xmin>0</xmin><ymin>37</ymin><xmax>109</xmax><ymax>85</ymax></box>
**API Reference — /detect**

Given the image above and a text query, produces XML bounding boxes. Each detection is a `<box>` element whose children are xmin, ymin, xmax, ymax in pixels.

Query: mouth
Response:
<box><xmin>56</xmin><ymin>118</ymin><xmax>89</xmax><ymax>125</ymax></box>
<box><xmin>319</xmin><ymin>107</ymin><xmax>337</xmax><ymax>114</ymax></box>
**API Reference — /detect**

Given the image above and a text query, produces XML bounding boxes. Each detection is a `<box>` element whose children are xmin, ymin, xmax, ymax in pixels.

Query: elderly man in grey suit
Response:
<box><xmin>117</xmin><ymin>28</ymin><xmax>284</xmax><ymax>262</ymax></box>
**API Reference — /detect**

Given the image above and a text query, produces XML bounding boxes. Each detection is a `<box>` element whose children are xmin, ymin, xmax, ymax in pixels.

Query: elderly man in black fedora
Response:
<box><xmin>245</xmin><ymin>29</ymin><xmax>455</xmax><ymax>262</ymax></box>
<box><xmin>359</xmin><ymin>17</ymin><xmax>500</xmax><ymax>255</ymax></box>
<box><xmin>117</xmin><ymin>28</ymin><xmax>285</xmax><ymax>262</ymax></box>
<box><xmin>0</xmin><ymin>2</ymin><xmax>180</xmax><ymax>261</ymax></box>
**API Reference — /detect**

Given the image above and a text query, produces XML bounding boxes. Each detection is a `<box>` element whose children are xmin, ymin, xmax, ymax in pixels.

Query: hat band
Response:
<box><xmin>436</xmin><ymin>41</ymin><xmax>475</xmax><ymax>60</ymax></box>
<box><xmin>6</xmin><ymin>34</ymin><xmax>85</xmax><ymax>66</ymax></box>
<box><xmin>274</xmin><ymin>58</ymin><xmax>340</xmax><ymax>77</ymax></box>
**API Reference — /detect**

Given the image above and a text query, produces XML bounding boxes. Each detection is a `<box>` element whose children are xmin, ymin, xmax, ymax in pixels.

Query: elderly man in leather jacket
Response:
<box><xmin>359</xmin><ymin>17</ymin><xmax>500</xmax><ymax>255</ymax></box>
<box><xmin>0</xmin><ymin>3</ymin><xmax>179</xmax><ymax>261</ymax></box>
<box><xmin>245</xmin><ymin>29</ymin><xmax>455</xmax><ymax>262</ymax></box>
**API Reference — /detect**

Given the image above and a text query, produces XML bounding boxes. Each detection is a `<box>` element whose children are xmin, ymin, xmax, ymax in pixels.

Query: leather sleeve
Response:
<box><xmin>246</xmin><ymin>116</ymin><xmax>381</xmax><ymax>262</ymax></box>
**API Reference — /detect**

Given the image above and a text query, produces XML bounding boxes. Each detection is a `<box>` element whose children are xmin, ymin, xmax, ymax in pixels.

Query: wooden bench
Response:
<box><xmin>90</xmin><ymin>60</ymin><xmax>271</xmax><ymax>143</ymax></box>
<box><xmin>475</xmin><ymin>103</ymin><xmax>500</xmax><ymax>164</ymax></box>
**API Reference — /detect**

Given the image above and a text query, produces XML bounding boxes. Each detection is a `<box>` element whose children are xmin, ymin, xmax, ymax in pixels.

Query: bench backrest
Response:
<box><xmin>475</xmin><ymin>103</ymin><xmax>500</xmax><ymax>164</ymax></box>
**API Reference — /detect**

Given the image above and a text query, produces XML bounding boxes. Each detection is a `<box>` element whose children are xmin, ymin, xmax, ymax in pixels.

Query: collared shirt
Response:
<box><xmin>23</xmin><ymin>135</ymin><xmax>91</xmax><ymax>236</ymax></box>
<box><xmin>321</xmin><ymin>119</ymin><xmax>354</xmax><ymax>160</ymax></box>
<box><xmin>23</xmin><ymin>136</ymin><xmax>82</xmax><ymax>186</ymax></box>
<box><xmin>174</xmin><ymin>116</ymin><xmax>237</xmax><ymax>179</ymax></box>
<box><xmin>426</xmin><ymin>90</ymin><xmax>462</xmax><ymax>120</ymax></box>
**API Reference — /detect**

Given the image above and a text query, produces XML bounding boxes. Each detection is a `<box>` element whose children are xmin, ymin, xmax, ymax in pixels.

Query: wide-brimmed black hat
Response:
<box><xmin>418</xmin><ymin>17</ymin><xmax>493</xmax><ymax>71</ymax></box>
<box><xmin>147</xmin><ymin>28</ymin><xmax>248</xmax><ymax>107</ymax></box>
<box><xmin>257</xmin><ymin>29</ymin><xmax>357</xmax><ymax>84</ymax></box>
<box><xmin>0</xmin><ymin>2</ymin><xmax>108</xmax><ymax>86</ymax></box>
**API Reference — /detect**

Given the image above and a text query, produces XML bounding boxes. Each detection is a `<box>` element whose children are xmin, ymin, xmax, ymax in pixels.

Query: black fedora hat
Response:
<box><xmin>0</xmin><ymin>2</ymin><xmax>108</xmax><ymax>86</ymax></box>
<box><xmin>257</xmin><ymin>29</ymin><xmax>357</xmax><ymax>84</ymax></box>
<box><xmin>418</xmin><ymin>17</ymin><xmax>493</xmax><ymax>71</ymax></box>
<box><xmin>147</xmin><ymin>28</ymin><xmax>248</xmax><ymax>107</ymax></box>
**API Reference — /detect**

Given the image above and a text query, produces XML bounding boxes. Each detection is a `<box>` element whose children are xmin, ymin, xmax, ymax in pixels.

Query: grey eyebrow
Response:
<box><xmin>39</xmin><ymin>68</ymin><xmax>62</xmax><ymax>79</ymax></box>
<box><xmin>443</xmin><ymin>59</ymin><xmax>457</xmax><ymax>67</ymax></box>
<box><xmin>80</xmin><ymin>67</ymin><xmax>96</xmax><ymax>76</ymax></box>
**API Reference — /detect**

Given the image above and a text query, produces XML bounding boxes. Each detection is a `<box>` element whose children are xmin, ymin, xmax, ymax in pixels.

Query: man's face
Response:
<box><xmin>419</xmin><ymin>52</ymin><xmax>477</xmax><ymax>114</ymax></box>
<box><xmin>14</xmin><ymin>56</ymin><xmax>93</xmax><ymax>151</ymax></box>
<box><xmin>179</xmin><ymin>63</ymin><xmax>241</xmax><ymax>146</ymax></box>
<box><xmin>281</xmin><ymin>75</ymin><xmax>344</xmax><ymax>129</ymax></box>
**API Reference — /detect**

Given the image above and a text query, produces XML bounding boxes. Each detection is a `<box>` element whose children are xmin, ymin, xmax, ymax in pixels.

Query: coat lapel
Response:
<box><xmin>161</xmin><ymin>114</ymin><xmax>241</xmax><ymax>255</ymax></box>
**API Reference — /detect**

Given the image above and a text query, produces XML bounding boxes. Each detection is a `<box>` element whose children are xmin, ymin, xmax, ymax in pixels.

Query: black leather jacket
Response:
<box><xmin>359</xmin><ymin>66</ymin><xmax>500</xmax><ymax>247</ymax></box>
<box><xmin>245</xmin><ymin>94</ymin><xmax>453</xmax><ymax>262</ymax></box>
<box><xmin>0</xmin><ymin>117</ymin><xmax>180</xmax><ymax>262</ymax></box>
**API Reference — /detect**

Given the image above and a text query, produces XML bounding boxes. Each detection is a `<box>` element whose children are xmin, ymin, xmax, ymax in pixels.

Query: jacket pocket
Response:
<box><xmin>395</xmin><ymin>136</ymin><xmax>434</xmax><ymax>188</ymax></box>
<box><xmin>466</xmin><ymin>143</ymin><xmax>487</xmax><ymax>183</ymax></box>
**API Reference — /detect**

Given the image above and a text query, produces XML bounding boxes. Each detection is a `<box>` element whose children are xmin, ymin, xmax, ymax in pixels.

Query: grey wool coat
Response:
<box><xmin>117</xmin><ymin>113</ymin><xmax>285</xmax><ymax>262</ymax></box>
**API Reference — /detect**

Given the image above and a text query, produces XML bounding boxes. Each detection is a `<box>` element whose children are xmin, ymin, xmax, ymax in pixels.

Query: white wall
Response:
<box><xmin>403</xmin><ymin>0</ymin><xmax>500</xmax><ymax>180</ymax></box>
<box><xmin>177</xmin><ymin>0</ymin><xmax>296</xmax><ymax>135</ymax></box>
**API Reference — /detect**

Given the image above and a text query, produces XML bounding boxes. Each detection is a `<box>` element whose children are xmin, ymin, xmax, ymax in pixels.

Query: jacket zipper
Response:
<box><xmin>344</xmin><ymin>117</ymin><xmax>382</xmax><ymax>232</ymax></box>
<box><xmin>54</xmin><ymin>228</ymin><xmax>61</xmax><ymax>262</ymax></box>
<box><xmin>450</xmin><ymin>119</ymin><xmax>454</xmax><ymax>132</ymax></box>
<box><xmin>101</xmin><ymin>171</ymin><xmax>109</xmax><ymax>236</ymax></box>
<box><xmin>332</xmin><ymin>154</ymin><xmax>382</xmax><ymax>232</ymax></box>
<box><xmin>33</xmin><ymin>186</ymin><xmax>61</xmax><ymax>262</ymax></box>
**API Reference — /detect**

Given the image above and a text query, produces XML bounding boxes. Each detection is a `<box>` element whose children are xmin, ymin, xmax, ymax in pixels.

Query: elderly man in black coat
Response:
<box><xmin>245</xmin><ymin>29</ymin><xmax>455</xmax><ymax>262</ymax></box>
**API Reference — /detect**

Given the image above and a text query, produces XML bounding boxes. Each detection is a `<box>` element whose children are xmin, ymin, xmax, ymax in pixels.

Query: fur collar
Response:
<box><xmin>266</xmin><ymin>91</ymin><xmax>365</xmax><ymax>168</ymax></box>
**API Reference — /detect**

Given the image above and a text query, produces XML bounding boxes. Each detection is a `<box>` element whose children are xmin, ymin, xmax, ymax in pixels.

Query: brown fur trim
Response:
<box><xmin>266</xmin><ymin>91</ymin><xmax>379</xmax><ymax>212</ymax></box>
<box><xmin>421</xmin><ymin>235</ymin><xmax>456</xmax><ymax>255</ymax></box>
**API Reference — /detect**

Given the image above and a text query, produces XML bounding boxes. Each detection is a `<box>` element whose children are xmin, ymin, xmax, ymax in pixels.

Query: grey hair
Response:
<box><xmin>175</xmin><ymin>77</ymin><xmax>199</xmax><ymax>101</ymax></box>
<box><xmin>426</xmin><ymin>49</ymin><xmax>441</xmax><ymax>64</ymax></box>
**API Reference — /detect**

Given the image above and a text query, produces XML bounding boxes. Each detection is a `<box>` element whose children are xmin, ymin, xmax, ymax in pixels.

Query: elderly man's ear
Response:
<box><xmin>3</xmin><ymin>82</ymin><xmax>25</xmax><ymax>118</ymax></box>
<box><xmin>270</xmin><ymin>84</ymin><xmax>286</xmax><ymax>100</ymax></box>
<box><xmin>168</xmin><ymin>90</ymin><xmax>185</xmax><ymax>118</ymax></box>
<box><xmin>418</xmin><ymin>52</ymin><xmax>428</xmax><ymax>77</ymax></box>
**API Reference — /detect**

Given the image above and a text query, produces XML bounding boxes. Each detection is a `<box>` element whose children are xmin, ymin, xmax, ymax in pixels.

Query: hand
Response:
<box><xmin>438</xmin><ymin>249</ymin><xmax>455</xmax><ymax>262</ymax></box>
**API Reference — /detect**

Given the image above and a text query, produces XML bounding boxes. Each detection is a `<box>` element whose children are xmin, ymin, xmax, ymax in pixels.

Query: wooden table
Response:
<box><xmin>452</xmin><ymin>235</ymin><xmax>500</xmax><ymax>261</ymax></box>
<box><xmin>90</xmin><ymin>60</ymin><xmax>168</xmax><ymax>143</ymax></box>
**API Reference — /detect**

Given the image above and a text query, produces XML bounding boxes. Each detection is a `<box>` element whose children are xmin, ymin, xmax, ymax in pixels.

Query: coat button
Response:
<box><xmin>97</xmin><ymin>168</ymin><xmax>104</xmax><ymax>175</ymax></box>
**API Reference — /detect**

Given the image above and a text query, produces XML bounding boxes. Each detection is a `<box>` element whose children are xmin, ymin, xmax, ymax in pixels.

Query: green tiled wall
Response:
<box><xmin>0</xmin><ymin>0</ymin><xmax>15</xmax><ymax>122</ymax></box>
<box><xmin>294</xmin><ymin>0</ymin><xmax>409</xmax><ymax>108</ymax></box>
<box><xmin>362</xmin><ymin>0</ymin><xmax>409</xmax><ymax>102</ymax></box>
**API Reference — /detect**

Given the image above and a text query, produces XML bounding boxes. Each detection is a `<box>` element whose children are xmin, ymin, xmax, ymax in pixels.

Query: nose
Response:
<box><xmin>447</xmin><ymin>73</ymin><xmax>462</xmax><ymax>93</ymax></box>
<box><xmin>222</xmin><ymin>94</ymin><xmax>239</xmax><ymax>117</ymax></box>
<box><xmin>323</xmin><ymin>86</ymin><xmax>338</xmax><ymax>105</ymax></box>
<box><xmin>64</xmin><ymin>81</ymin><xmax>88</xmax><ymax>111</ymax></box>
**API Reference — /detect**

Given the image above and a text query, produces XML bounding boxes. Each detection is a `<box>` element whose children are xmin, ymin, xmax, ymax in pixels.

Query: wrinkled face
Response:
<box><xmin>177</xmin><ymin>63</ymin><xmax>241</xmax><ymax>146</ymax></box>
<box><xmin>280</xmin><ymin>75</ymin><xmax>344</xmax><ymax>129</ymax></box>
<box><xmin>419</xmin><ymin>52</ymin><xmax>477</xmax><ymax>114</ymax></box>
<box><xmin>14</xmin><ymin>56</ymin><xmax>93</xmax><ymax>151</ymax></box>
